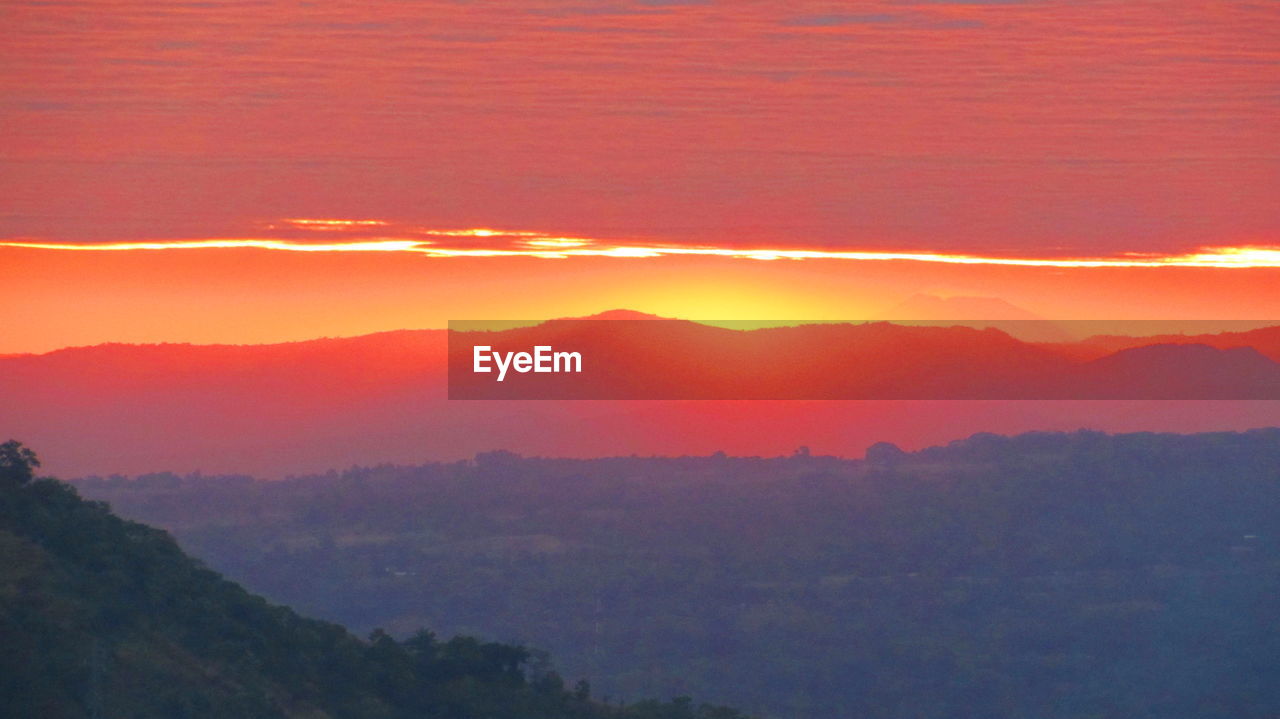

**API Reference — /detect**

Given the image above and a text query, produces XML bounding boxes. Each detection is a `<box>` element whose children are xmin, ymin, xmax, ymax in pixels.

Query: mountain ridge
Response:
<box><xmin>6</xmin><ymin>314</ymin><xmax>1280</xmax><ymax>476</ymax></box>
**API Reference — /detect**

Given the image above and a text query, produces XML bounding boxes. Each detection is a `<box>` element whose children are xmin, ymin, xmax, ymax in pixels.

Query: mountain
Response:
<box><xmin>0</xmin><ymin>444</ymin><xmax>749</xmax><ymax>719</ymax></box>
<box><xmin>877</xmin><ymin>294</ymin><xmax>1046</xmax><ymax>321</ymax></box>
<box><xmin>0</xmin><ymin>331</ymin><xmax>449</xmax><ymax>476</ymax></box>
<box><xmin>453</xmin><ymin>319</ymin><xmax>1068</xmax><ymax>400</ymax></box>
<box><xmin>565</xmin><ymin>309</ymin><xmax>668</xmax><ymax>321</ymax></box>
<box><xmin>1064</xmin><ymin>325</ymin><xmax>1280</xmax><ymax>362</ymax></box>
<box><xmin>1074</xmin><ymin>344</ymin><xmax>1280</xmax><ymax>399</ymax></box>
<box><xmin>5</xmin><ymin>314</ymin><xmax>1280</xmax><ymax>476</ymax></box>
<box><xmin>448</xmin><ymin>319</ymin><xmax>1280</xmax><ymax>399</ymax></box>
<box><xmin>874</xmin><ymin>294</ymin><xmax>1074</xmax><ymax>341</ymax></box>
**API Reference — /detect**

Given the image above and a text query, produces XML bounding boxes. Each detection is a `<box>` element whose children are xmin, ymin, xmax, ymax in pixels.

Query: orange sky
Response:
<box><xmin>2</xmin><ymin>1</ymin><xmax>1278</xmax><ymax>353</ymax></box>
<box><xmin>6</xmin><ymin>228</ymin><xmax>1280</xmax><ymax>353</ymax></box>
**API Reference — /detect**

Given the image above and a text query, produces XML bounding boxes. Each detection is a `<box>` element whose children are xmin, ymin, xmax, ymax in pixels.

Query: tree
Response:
<box><xmin>865</xmin><ymin>441</ymin><xmax>906</xmax><ymax>466</ymax></box>
<box><xmin>0</xmin><ymin>440</ymin><xmax>40</xmax><ymax>486</ymax></box>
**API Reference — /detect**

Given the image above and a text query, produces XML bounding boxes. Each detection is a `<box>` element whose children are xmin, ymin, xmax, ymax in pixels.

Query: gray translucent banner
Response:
<box><xmin>448</xmin><ymin>319</ymin><xmax>1280</xmax><ymax>400</ymax></box>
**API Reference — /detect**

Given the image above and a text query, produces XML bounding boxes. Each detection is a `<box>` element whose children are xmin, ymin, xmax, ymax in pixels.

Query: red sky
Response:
<box><xmin>2</xmin><ymin>0</ymin><xmax>1278</xmax><ymax>352</ymax></box>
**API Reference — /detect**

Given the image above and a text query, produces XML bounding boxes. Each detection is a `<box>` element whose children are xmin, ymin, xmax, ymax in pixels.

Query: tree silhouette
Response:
<box><xmin>0</xmin><ymin>440</ymin><xmax>39</xmax><ymax>486</ymax></box>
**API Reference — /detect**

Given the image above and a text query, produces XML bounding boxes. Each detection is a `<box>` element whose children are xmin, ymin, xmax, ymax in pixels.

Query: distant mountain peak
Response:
<box><xmin>562</xmin><ymin>309</ymin><xmax>670</xmax><ymax>321</ymax></box>
<box><xmin>879</xmin><ymin>294</ymin><xmax>1046</xmax><ymax>321</ymax></box>
<box><xmin>1097</xmin><ymin>342</ymin><xmax>1274</xmax><ymax>365</ymax></box>
<box><xmin>873</xmin><ymin>294</ymin><xmax>1074</xmax><ymax>341</ymax></box>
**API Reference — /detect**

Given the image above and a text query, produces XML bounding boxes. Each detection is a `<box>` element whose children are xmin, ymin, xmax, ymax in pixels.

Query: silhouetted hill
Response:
<box><xmin>566</xmin><ymin>310</ymin><xmax>668</xmax><ymax>321</ymax></box>
<box><xmin>6</xmin><ymin>315</ymin><xmax>1280</xmax><ymax>475</ymax></box>
<box><xmin>0</xmin><ymin>446</ymin><xmax>749</xmax><ymax>719</ymax></box>
<box><xmin>1074</xmin><ymin>343</ymin><xmax>1280</xmax><ymax>398</ymax></box>
<box><xmin>1053</xmin><ymin>325</ymin><xmax>1280</xmax><ymax>362</ymax></box>
<box><xmin>452</xmin><ymin>320</ymin><xmax>1070</xmax><ymax>399</ymax></box>
<box><xmin>448</xmin><ymin>319</ymin><xmax>1280</xmax><ymax>399</ymax></box>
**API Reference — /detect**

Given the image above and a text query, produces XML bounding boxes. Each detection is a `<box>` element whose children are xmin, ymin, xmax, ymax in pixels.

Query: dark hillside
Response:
<box><xmin>0</xmin><ymin>442</ymin><xmax>748</xmax><ymax>719</ymax></box>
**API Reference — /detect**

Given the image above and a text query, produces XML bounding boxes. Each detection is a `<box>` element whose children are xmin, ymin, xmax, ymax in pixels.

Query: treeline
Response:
<box><xmin>0</xmin><ymin>441</ymin><xmax>750</xmax><ymax>719</ymax></box>
<box><xmin>73</xmin><ymin>429</ymin><xmax>1280</xmax><ymax>719</ymax></box>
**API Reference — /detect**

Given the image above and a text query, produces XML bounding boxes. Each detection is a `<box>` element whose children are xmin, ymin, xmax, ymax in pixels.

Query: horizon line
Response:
<box><xmin>7</xmin><ymin>317</ymin><xmax>1280</xmax><ymax>357</ymax></box>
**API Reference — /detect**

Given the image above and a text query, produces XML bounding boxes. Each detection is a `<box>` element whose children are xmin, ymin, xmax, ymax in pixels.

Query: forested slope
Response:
<box><xmin>75</xmin><ymin>430</ymin><xmax>1280</xmax><ymax>718</ymax></box>
<box><xmin>0</xmin><ymin>442</ymin><xmax>748</xmax><ymax>719</ymax></box>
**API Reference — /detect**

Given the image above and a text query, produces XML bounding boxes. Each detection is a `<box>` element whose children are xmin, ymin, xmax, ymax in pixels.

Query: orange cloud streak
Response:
<box><xmin>1</xmin><ymin>238</ymin><xmax>426</xmax><ymax>252</ymax></box>
<box><xmin>4</xmin><ymin>222</ymin><xmax>1280</xmax><ymax>269</ymax></box>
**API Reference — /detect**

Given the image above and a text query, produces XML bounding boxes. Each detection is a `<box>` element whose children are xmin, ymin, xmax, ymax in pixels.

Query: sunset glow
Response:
<box><xmin>3</xmin><ymin>3</ymin><xmax>1280</xmax><ymax>710</ymax></box>
<box><xmin>6</xmin><ymin>229</ymin><xmax>1280</xmax><ymax>269</ymax></box>
<box><xmin>4</xmin><ymin>0</ymin><xmax>1280</xmax><ymax>484</ymax></box>
<box><xmin>2</xmin><ymin>3</ymin><xmax>1277</xmax><ymax>355</ymax></box>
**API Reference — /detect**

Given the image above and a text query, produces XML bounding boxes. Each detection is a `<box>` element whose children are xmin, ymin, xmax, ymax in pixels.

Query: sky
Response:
<box><xmin>2</xmin><ymin>0</ymin><xmax>1279</xmax><ymax>352</ymax></box>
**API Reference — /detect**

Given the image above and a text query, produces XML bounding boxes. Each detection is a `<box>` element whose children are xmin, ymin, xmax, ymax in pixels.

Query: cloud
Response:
<box><xmin>783</xmin><ymin>14</ymin><xmax>903</xmax><ymax>26</ymax></box>
<box><xmin>6</xmin><ymin>219</ymin><xmax>1280</xmax><ymax>269</ymax></box>
<box><xmin>545</xmin><ymin>24</ymin><xmax>668</xmax><ymax>34</ymax></box>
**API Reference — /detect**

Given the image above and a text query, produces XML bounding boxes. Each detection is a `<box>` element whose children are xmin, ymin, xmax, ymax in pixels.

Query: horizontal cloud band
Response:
<box><xmin>3</xmin><ymin>218</ymin><xmax>1279</xmax><ymax>269</ymax></box>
